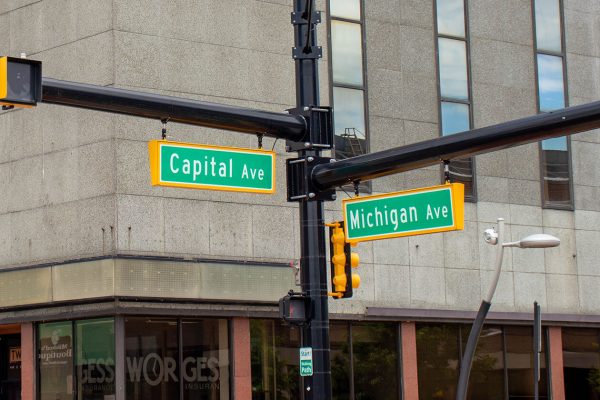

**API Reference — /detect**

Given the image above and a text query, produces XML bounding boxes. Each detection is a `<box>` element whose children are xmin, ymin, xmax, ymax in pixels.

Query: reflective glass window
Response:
<box><xmin>541</xmin><ymin>146</ymin><xmax>570</xmax><ymax>205</ymax></box>
<box><xmin>416</xmin><ymin>324</ymin><xmax>460</xmax><ymax>400</ymax></box>
<box><xmin>441</xmin><ymin>101</ymin><xmax>470</xmax><ymax>135</ymax></box>
<box><xmin>534</xmin><ymin>0</ymin><xmax>562</xmax><ymax>53</ymax></box>
<box><xmin>331</xmin><ymin>20</ymin><xmax>364</xmax><ymax>87</ymax></box>
<box><xmin>330</xmin><ymin>0</ymin><xmax>361</xmax><ymax>20</ymax></box>
<box><xmin>182</xmin><ymin>319</ymin><xmax>230</xmax><ymax>400</ymax></box>
<box><xmin>436</xmin><ymin>0</ymin><xmax>466</xmax><ymax>37</ymax></box>
<box><xmin>562</xmin><ymin>328</ymin><xmax>600</xmax><ymax>399</ymax></box>
<box><xmin>125</xmin><ymin>318</ymin><xmax>179</xmax><ymax>400</ymax></box>
<box><xmin>333</xmin><ymin>87</ymin><xmax>367</xmax><ymax>159</ymax></box>
<box><xmin>449</xmin><ymin>157</ymin><xmax>474</xmax><ymax>196</ymax></box>
<box><xmin>439</xmin><ymin>38</ymin><xmax>469</xmax><ymax>101</ymax></box>
<box><xmin>505</xmin><ymin>326</ymin><xmax>548</xmax><ymax>400</ymax></box>
<box><xmin>330</xmin><ymin>322</ymin><xmax>351</xmax><ymax>400</ymax></box>
<box><xmin>39</xmin><ymin>321</ymin><xmax>74</xmax><ymax>400</ymax></box>
<box><xmin>462</xmin><ymin>326</ymin><xmax>505</xmax><ymax>400</ymax></box>
<box><xmin>352</xmin><ymin>323</ymin><xmax>398</xmax><ymax>399</ymax></box>
<box><xmin>537</xmin><ymin>54</ymin><xmax>565</xmax><ymax>112</ymax></box>
<box><xmin>250</xmin><ymin>319</ymin><xmax>301</xmax><ymax>400</ymax></box>
<box><xmin>76</xmin><ymin>318</ymin><xmax>115</xmax><ymax>400</ymax></box>
<box><xmin>542</xmin><ymin>135</ymin><xmax>567</xmax><ymax>151</ymax></box>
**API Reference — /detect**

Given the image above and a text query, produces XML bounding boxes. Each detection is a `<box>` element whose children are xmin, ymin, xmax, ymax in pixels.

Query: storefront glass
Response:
<box><xmin>125</xmin><ymin>318</ymin><xmax>180</xmax><ymax>399</ymax></box>
<box><xmin>352</xmin><ymin>323</ymin><xmax>398</xmax><ymax>400</ymax></box>
<box><xmin>505</xmin><ymin>326</ymin><xmax>548</xmax><ymax>399</ymax></box>
<box><xmin>250</xmin><ymin>320</ymin><xmax>399</xmax><ymax>400</ymax></box>
<box><xmin>563</xmin><ymin>328</ymin><xmax>600</xmax><ymax>400</ymax></box>
<box><xmin>181</xmin><ymin>319</ymin><xmax>230</xmax><ymax>399</ymax></box>
<box><xmin>416</xmin><ymin>324</ymin><xmax>460</xmax><ymax>400</ymax></box>
<box><xmin>38</xmin><ymin>321</ymin><xmax>74</xmax><ymax>400</ymax></box>
<box><xmin>124</xmin><ymin>317</ymin><xmax>230</xmax><ymax>400</ymax></box>
<box><xmin>250</xmin><ymin>319</ymin><xmax>301</xmax><ymax>400</ymax></box>
<box><xmin>462</xmin><ymin>327</ymin><xmax>504</xmax><ymax>400</ymax></box>
<box><xmin>76</xmin><ymin>318</ymin><xmax>116</xmax><ymax>399</ymax></box>
<box><xmin>417</xmin><ymin>323</ymin><xmax>549</xmax><ymax>400</ymax></box>
<box><xmin>330</xmin><ymin>322</ymin><xmax>350</xmax><ymax>400</ymax></box>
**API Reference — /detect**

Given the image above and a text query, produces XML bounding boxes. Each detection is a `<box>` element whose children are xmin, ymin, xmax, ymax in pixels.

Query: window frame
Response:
<box><xmin>433</xmin><ymin>0</ymin><xmax>477</xmax><ymax>202</ymax></box>
<box><xmin>532</xmin><ymin>0</ymin><xmax>574</xmax><ymax>210</ymax></box>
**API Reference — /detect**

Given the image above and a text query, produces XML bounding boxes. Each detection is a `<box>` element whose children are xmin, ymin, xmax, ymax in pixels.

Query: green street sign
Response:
<box><xmin>299</xmin><ymin>347</ymin><xmax>313</xmax><ymax>377</ymax></box>
<box><xmin>149</xmin><ymin>140</ymin><xmax>275</xmax><ymax>193</ymax></box>
<box><xmin>342</xmin><ymin>183</ymin><xmax>464</xmax><ymax>242</ymax></box>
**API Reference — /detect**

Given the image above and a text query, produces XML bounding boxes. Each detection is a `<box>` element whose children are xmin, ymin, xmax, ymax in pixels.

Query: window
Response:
<box><xmin>39</xmin><ymin>321</ymin><xmax>74</xmax><ymax>400</ymax></box>
<box><xmin>38</xmin><ymin>318</ymin><xmax>117</xmax><ymax>400</ymax></box>
<box><xmin>37</xmin><ymin>317</ymin><xmax>232</xmax><ymax>400</ymax></box>
<box><xmin>124</xmin><ymin>317</ymin><xmax>230</xmax><ymax>400</ymax></box>
<box><xmin>562</xmin><ymin>328</ymin><xmax>600</xmax><ymax>400</ymax></box>
<box><xmin>533</xmin><ymin>0</ymin><xmax>572</xmax><ymax>208</ymax></box>
<box><xmin>76</xmin><ymin>318</ymin><xmax>115</xmax><ymax>399</ymax></box>
<box><xmin>250</xmin><ymin>319</ymin><xmax>301</xmax><ymax>399</ymax></box>
<box><xmin>250</xmin><ymin>320</ymin><xmax>399</xmax><ymax>399</ymax></box>
<box><xmin>435</xmin><ymin>0</ymin><xmax>475</xmax><ymax>199</ymax></box>
<box><xmin>351</xmin><ymin>323</ymin><xmax>399</xmax><ymax>399</ymax></box>
<box><xmin>416</xmin><ymin>323</ymin><xmax>549</xmax><ymax>399</ymax></box>
<box><xmin>329</xmin><ymin>0</ymin><xmax>368</xmax><ymax>160</ymax></box>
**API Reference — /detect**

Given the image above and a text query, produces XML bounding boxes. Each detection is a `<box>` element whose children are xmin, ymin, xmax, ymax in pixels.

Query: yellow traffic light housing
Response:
<box><xmin>326</xmin><ymin>221</ymin><xmax>360</xmax><ymax>299</ymax></box>
<box><xmin>0</xmin><ymin>56</ymin><xmax>42</xmax><ymax>108</ymax></box>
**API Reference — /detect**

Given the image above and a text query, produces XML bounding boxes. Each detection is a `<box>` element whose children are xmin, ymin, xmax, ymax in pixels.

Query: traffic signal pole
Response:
<box><xmin>290</xmin><ymin>0</ymin><xmax>332</xmax><ymax>398</ymax></box>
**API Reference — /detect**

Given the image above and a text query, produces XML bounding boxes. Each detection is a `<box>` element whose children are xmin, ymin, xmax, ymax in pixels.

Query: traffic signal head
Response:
<box><xmin>0</xmin><ymin>56</ymin><xmax>42</xmax><ymax>108</ymax></box>
<box><xmin>327</xmin><ymin>221</ymin><xmax>360</xmax><ymax>299</ymax></box>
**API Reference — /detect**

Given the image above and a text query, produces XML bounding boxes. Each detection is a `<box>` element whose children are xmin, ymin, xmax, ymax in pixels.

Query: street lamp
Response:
<box><xmin>456</xmin><ymin>217</ymin><xmax>560</xmax><ymax>400</ymax></box>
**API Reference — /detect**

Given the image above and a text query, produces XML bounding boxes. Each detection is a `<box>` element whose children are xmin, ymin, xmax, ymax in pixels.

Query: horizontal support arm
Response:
<box><xmin>42</xmin><ymin>78</ymin><xmax>307</xmax><ymax>141</ymax></box>
<box><xmin>313</xmin><ymin>100</ymin><xmax>600</xmax><ymax>190</ymax></box>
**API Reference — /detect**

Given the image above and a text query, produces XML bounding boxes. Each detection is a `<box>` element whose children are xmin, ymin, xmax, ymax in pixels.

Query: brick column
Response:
<box><xmin>401</xmin><ymin>322</ymin><xmax>419</xmax><ymax>400</ymax></box>
<box><xmin>232</xmin><ymin>317</ymin><xmax>252</xmax><ymax>400</ymax></box>
<box><xmin>21</xmin><ymin>323</ymin><xmax>35</xmax><ymax>400</ymax></box>
<box><xmin>548</xmin><ymin>326</ymin><xmax>565</xmax><ymax>400</ymax></box>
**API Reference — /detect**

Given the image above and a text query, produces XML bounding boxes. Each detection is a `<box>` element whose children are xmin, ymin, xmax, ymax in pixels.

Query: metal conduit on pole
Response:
<box><xmin>42</xmin><ymin>77</ymin><xmax>307</xmax><ymax>141</ymax></box>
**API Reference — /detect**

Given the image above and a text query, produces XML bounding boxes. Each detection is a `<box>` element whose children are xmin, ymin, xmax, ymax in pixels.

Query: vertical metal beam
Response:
<box><xmin>293</xmin><ymin>0</ymin><xmax>331</xmax><ymax>399</ymax></box>
<box><xmin>115</xmin><ymin>316</ymin><xmax>126</xmax><ymax>400</ymax></box>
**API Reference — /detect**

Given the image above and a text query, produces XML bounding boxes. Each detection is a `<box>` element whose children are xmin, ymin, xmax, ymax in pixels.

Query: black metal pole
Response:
<box><xmin>312</xmin><ymin>99</ymin><xmax>600</xmax><ymax>190</ymax></box>
<box><xmin>292</xmin><ymin>0</ymin><xmax>331</xmax><ymax>399</ymax></box>
<box><xmin>41</xmin><ymin>77</ymin><xmax>307</xmax><ymax>141</ymax></box>
<box><xmin>456</xmin><ymin>300</ymin><xmax>492</xmax><ymax>400</ymax></box>
<box><xmin>534</xmin><ymin>301</ymin><xmax>541</xmax><ymax>400</ymax></box>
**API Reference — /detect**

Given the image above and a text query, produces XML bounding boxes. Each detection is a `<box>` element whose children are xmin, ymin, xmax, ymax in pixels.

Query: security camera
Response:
<box><xmin>483</xmin><ymin>228</ymin><xmax>498</xmax><ymax>245</ymax></box>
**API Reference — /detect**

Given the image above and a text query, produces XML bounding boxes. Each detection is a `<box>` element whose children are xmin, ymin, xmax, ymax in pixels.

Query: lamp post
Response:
<box><xmin>455</xmin><ymin>217</ymin><xmax>560</xmax><ymax>400</ymax></box>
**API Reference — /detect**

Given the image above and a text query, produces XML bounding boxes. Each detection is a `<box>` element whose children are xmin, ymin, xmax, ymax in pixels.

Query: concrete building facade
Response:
<box><xmin>0</xmin><ymin>0</ymin><xmax>599</xmax><ymax>399</ymax></box>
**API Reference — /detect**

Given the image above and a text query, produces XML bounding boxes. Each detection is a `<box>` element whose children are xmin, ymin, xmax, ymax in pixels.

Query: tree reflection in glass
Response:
<box><xmin>417</xmin><ymin>324</ymin><xmax>460</xmax><ymax>400</ymax></box>
<box><xmin>352</xmin><ymin>323</ymin><xmax>399</xmax><ymax>400</ymax></box>
<box><xmin>330</xmin><ymin>322</ymin><xmax>351</xmax><ymax>400</ymax></box>
<box><xmin>250</xmin><ymin>320</ymin><xmax>301</xmax><ymax>400</ymax></box>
